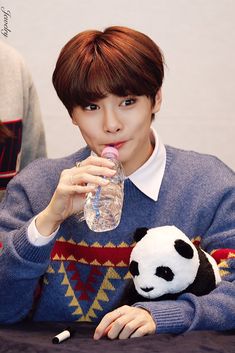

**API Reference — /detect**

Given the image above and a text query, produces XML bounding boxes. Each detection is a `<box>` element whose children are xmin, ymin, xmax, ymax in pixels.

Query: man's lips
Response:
<box><xmin>106</xmin><ymin>141</ymin><xmax>126</xmax><ymax>149</ymax></box>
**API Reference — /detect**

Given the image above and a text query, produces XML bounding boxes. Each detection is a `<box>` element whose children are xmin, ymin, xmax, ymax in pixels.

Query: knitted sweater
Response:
<box><xmin>0</xmin><ymin>145</ymin><xmax>235</xmax><ymax>334</ymax></box>
<box><xmin>0</xmin><ymin>40</ymin><xmax>46</xmax><ymax>201</ymax></box>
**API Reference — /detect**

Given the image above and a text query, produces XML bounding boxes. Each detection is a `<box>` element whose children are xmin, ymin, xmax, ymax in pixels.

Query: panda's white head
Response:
<box><xmin>129</xmin><ymin>226</ymin><xmax>200</xmax><ymax>299</ymax></box>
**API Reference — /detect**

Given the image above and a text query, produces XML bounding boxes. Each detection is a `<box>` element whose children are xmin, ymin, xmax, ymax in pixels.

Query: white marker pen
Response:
<box><xmin>52</xmin><ymin>326</ymin><xmax>75</xmax><ymax>344</ymax></box>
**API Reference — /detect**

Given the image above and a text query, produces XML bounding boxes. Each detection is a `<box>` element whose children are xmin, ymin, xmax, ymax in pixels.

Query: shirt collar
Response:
<box><xmin>128</xmin><ymin>127</ymin><xmax>166</xmax><ymax>201</ymax></box>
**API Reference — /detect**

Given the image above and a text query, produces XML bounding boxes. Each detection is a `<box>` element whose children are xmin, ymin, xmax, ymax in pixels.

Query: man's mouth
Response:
<box><xmin>106</xmin><ymin>141</ymin><xmax>126</xmax><ymax>149</ymax></box>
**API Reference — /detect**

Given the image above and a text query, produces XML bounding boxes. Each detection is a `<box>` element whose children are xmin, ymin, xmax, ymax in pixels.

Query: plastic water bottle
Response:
<box><xmin>84</xmin><ymin>146</ymin><xmax>125</xmax><ymax>232</ymax></box>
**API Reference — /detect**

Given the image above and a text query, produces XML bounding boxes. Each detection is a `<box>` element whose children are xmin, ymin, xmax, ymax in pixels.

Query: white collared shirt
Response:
<box><xmin>128</xmin><ymin>127</ymin><xmax>166</xmax><ymax>201</ymax></box>
<box><xmin>28</xmin><ymin>127</ymin><xmax>166</xmax><ymax>245</ymax></box>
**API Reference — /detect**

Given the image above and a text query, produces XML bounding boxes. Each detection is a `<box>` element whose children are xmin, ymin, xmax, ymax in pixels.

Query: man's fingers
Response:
<box><xmin>93</xmin><ymin>309</ymin><xmax>122</xmax><ymax>340</ymax></box>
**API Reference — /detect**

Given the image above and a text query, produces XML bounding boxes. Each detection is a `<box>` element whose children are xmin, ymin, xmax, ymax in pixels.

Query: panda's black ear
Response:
<box><xmin>133</xmin><ymin>227</ymin><xmax>148</xmax><ymax>242</ymax></box>
<box><xmin>174</xmin><ymin>239</ymin><xmax>194</xmax><ymax>259</ymax></box>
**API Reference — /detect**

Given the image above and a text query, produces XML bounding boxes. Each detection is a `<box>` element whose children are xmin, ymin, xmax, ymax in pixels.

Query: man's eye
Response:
<box><xmin>121</xmin><ymin>98</ymin><xmax>136</xmax><ymax>106</ymax></box>
<box><xmin>84</xmin><ymin>104</ymin><xmax>99</xmax><ymax>111</ymax></box>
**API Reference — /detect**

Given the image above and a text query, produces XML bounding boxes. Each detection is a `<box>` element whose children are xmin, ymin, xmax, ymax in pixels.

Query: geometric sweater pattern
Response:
<box><xmin>45</xmin><ymin>238</ymin><xmax>134</xmax><ymax>322</ymax></box>
<box><xmin>33</xmin><ymin>237</ymin><xmax>135</xmax><ymax>322</ymax></box>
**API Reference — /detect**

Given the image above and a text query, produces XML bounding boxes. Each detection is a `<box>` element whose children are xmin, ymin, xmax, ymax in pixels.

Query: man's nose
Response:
<box><xmin>103</xmin><ymin>110</ymin><xmax>122</xmax><ymax>133</ymax></box>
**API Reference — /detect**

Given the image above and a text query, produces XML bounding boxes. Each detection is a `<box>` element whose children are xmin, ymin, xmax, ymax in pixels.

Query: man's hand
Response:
<box><xmin>94</xmin><ymin>305</ymin><xmax>156</xmax><ymax>340</ymax></box>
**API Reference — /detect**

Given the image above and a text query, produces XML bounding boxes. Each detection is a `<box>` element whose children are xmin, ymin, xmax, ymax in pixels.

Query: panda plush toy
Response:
<box><xmin>123</xmin><ymin>226</ymin><xmax>221</xmax><ymax>305</ymax></box>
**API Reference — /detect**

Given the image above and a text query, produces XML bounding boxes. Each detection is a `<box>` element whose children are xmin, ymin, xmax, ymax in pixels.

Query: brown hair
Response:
<box><xmin>52</xmin><ymin>26</ymin><xmax>165</xmax><ymax>116</ymax></box>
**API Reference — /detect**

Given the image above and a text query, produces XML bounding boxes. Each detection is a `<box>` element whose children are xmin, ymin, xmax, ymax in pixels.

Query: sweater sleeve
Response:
<box><xmin>0</xmin><ymin>172</ymin><xmax>55</xmax><ymax>323</ymax></box>
<box><xmin>134</xmin><ymin>170</ymin><xmax>235</xmax><ymax>334</ymax></box>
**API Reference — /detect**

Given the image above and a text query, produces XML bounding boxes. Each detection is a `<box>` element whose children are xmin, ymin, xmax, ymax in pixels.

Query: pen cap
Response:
<box><xmin>52</xmin><ymin>326</ymin><xmax>75</xmax><ymax>344</ymax></box>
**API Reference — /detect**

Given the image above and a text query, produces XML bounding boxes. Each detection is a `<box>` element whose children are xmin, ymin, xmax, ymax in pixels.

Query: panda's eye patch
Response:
<box><xmin>129</xmin><ymin>260</ymin><xmax>139</xmax><ymax>276</ymax></box>
<box><xmin>155</xmin><ymin>266</ymin><xmax>174</xmax><ymax>281</ymax></box>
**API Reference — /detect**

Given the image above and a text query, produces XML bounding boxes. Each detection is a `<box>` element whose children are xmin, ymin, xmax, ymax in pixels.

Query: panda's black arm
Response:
<box><xmin>184</xmin><ymin>246</ymin><xmax>216</xmax><ymax>296</ymax></box>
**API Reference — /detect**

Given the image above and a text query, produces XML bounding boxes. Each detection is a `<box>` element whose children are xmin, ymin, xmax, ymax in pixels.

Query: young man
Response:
<box><xmin>0</xmin><ymin>26</ymin><xmax>234</xmax><ymax>340</ymax></box>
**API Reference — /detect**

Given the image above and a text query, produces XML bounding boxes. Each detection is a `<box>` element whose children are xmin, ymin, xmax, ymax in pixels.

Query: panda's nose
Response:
<box><xmin>141</xmin><ymin>286</ymin><xmax>154</xmax><ymax>292</ymax></box>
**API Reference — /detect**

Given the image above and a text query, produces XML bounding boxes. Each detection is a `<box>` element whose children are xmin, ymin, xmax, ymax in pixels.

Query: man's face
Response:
<box><xmin>72</xmin><ymin>92</ymin><xmax>161</xmax><ymax>176</ymax></box>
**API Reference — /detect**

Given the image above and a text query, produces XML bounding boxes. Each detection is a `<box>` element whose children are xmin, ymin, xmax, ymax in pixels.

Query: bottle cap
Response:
<box><xmin>101</xmin><ymin>146</ymin><xmax>119</xmax><ymax>159</ymax></box>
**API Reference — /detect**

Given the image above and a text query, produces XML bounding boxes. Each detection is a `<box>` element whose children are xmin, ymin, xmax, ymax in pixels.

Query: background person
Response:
<box><xmin>0</xmin><ymin>40</ymin><xmax>46</xmax><ymax>201</ymax></box>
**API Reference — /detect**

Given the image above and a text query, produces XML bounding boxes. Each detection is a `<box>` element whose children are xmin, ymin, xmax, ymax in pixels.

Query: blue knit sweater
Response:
<box><xmin>0</xmin><ymin>145</ymin><xmax>234</xmax><ymax>333</ymax></box>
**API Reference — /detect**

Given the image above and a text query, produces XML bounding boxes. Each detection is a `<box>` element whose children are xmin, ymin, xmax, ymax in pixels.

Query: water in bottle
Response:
<box><xmin>84</xmin><ymin>146</ymin><xmax>125</xmax><ymax>232</ymax></box>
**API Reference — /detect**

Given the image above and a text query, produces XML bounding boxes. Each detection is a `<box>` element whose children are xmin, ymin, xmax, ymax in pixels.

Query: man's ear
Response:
<box><xmin>72</xmin><ymin>119</ymin><xmax>78</xmax><ymax>126</ymax></box>
<box><xmin>152</xmin><ymin>88</ymin><xmax>162</xmax><ymax>114</ymax></box>
<box><xmin>71</xmin><ymin>116</ymin><xmax>79</xmax><ymax>126</ymax></box>
<box><xmin>71</xmin><ymin>108</ymin><xmax>79</xmax><ymax>126</ymax></box>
